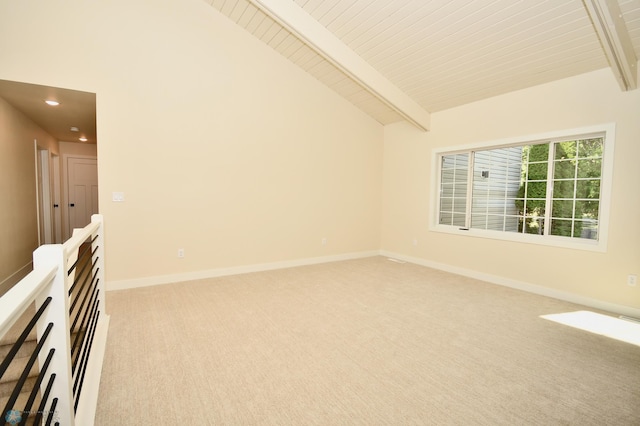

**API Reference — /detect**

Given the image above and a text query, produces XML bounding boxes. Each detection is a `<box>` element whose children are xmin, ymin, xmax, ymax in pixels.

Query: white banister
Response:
<box><xmin>0</xmin><ymin>213</ymin><xmax>108</xmax><ymax>426</ymax></box>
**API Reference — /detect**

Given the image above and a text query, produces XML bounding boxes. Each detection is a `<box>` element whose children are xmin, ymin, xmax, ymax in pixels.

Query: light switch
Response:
<box><xmin>112</xmin><ymin>192</ymin><xmax>125</xmax><ymax>202</ymax></box>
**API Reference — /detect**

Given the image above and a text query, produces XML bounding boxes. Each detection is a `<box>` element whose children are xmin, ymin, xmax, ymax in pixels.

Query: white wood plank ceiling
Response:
<box><xmin>204</xmin><ymin>0</ymin><xmax>640</xmax><ymax>130</ymax></box>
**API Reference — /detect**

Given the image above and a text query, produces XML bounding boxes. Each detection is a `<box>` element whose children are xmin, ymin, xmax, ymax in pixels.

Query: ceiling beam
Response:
<box><xmin>583</xmin><ymin>0</ymin><xmax>637</xmax><ymax>91</ymax></box>
<box><xmin>249</xmin><ymin>0</ymin><xmax>431</xmax><ymax>131</ymax></box>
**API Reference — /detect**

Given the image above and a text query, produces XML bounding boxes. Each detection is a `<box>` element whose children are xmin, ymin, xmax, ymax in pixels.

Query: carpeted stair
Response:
<box><xmin>0</xmin><ymin>305</ymin><xmax>40</xmax><ymax>424</ymax></box>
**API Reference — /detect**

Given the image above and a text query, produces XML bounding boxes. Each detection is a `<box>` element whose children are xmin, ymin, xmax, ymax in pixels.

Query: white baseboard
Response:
<box><xmin>107</xmin><ymin>250</ymin><xmax>380</xmax><ymax>291</ymax></box>
<box><xmin>380</xmin><ymin>250</ymin><xmax>640</xmax><ymax>319</ymax></box>
<box><xmin>0</xmin><ymin>262</ymin><xmax>33</xmax><ymax>297</ymax></box>
<box><xmin>106</xmin><ymin>249</ymin><xmax>639</xmax><ymax>319</ymax></box>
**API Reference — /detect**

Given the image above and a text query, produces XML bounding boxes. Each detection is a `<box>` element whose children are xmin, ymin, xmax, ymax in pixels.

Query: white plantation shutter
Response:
<box><xmin>439</xmin><ymin>154</ymin><xmax>468</xmax><ymax>227</ymax></box>
<box><xmin>471</xmin><ymin>147</ymin><xmax>522</xmax><ymax>232</ymax></box>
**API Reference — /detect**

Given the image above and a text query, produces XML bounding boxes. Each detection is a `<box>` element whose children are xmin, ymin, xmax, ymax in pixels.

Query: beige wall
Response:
<box><xmin>382</xmin><ymin>68</ymin><xmax>640</xmax><ymax>311</ymax></box>
<box><xmin>0</xmin><ymin>0</ymin><xmax>384</xmax><ymax>285</ymax></box>
<box><xmin>59</xmin><ymin>141</ymin><xmax>97</xmax><ymax>158</ymax></box>
<box><xmin>0</xmin><ymin>96</ymin><xmax>58</xmax><ymax>290</ymax></box>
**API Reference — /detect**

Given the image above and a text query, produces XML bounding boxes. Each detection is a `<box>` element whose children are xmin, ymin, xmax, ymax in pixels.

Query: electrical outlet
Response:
<box><xmin>178</xmin><ymin>248</ymin><xmax>185</xmax><ymax>259</ymax></box>
<box><xmin>321</xmin><ymin>238</ymin><xmax>327</xmax><ymax>245</ymax></box>
<box><xmin>628</xmin><ymin>274</ymin><xmax>637</xmax><ymax>287</ymax></box>
<box><xmin>412</xmin><ymin>238</ymin><xmax>418</xmax><ymax>246</ymax></box>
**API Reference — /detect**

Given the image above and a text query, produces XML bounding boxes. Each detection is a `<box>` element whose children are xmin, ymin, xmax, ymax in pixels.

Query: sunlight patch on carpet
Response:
<box><xmin>541</xmin><ymin>311</ymin><xmax>640</xmax><ymax>347</ymax></box>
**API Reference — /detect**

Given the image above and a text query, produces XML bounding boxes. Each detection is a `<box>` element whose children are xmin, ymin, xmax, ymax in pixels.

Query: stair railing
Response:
<box><xmin>0</xmin><ymin>214</ymin><xmax>109</xmax><ymax>425</ymax></box>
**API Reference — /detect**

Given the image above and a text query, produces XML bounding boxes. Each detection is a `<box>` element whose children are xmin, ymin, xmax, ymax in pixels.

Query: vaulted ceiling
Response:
<box><xmin>204</xmin><ymin>0</ymin><xmax>640</xmax><ymax>130</ymax></box>
<box><xmin>1</xmin><ymin>1</ymin><xmax>638</xmax><ymax>139</ymax></box>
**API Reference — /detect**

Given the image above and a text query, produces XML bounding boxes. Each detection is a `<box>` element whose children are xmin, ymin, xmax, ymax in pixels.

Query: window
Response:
<box><xmin>433</xmin><ymin>125</ymin><xmax>614</xmax><ymax>251</ymax></box>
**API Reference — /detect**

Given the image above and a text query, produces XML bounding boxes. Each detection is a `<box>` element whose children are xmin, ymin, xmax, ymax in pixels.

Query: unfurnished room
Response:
<box><xmin>0</xmin><ymin>0</ymin><xmax>639</xmax><ymax>425</ymax></box>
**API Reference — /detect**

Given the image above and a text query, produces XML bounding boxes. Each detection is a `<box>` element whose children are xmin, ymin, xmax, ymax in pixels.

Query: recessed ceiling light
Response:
<box><xmin>79</xmin><ymin>137</ymin><xmax>88</xmax><ymax>142</ymax></box>
<box><xmin>70</xmin><ymin>126</ymin><xmax>79</xmax><ymax>132</ymax></box>
<box><xmin>45</xmin><ymin>100</ymin><xmax>60</xmax><ymax>106</ymax></box>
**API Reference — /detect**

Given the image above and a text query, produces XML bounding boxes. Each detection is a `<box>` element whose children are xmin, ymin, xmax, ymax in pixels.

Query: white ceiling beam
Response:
<box><xmin>583</xmin><ymin>0</ymin><xmax>637</xmax><ymax>91</ymax></box>
<box><xmin>249</xmin><ymin>0</ymin><xmax>431</xmax><ymax>131</ymax></box>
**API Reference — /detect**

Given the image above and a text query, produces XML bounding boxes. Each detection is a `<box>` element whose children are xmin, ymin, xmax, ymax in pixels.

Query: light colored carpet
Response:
<box><xmin>95</xmin><ymin>256</ymin><xmax>640</xmax><ymax>425</ymax></box>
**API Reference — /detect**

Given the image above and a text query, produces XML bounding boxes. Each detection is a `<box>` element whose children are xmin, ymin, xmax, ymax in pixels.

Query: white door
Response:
<box><xmin>37</xmin><ymin>148</ymin><xmax>54</xmax><ymax>245</ymax></box>
<box><xmin>52</xmin><ymin>154</ymin><xmax>62</xmax><ymax>243</ymax></box>
<box><xmin>67</xmin><ymin>157</ymin><xmax>98</xmax><ymax>233</ymax></box>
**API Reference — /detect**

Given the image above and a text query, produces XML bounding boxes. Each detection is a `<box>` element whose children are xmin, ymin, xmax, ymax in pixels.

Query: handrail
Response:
<box><xmin>0</xmin><ymin>265</ymin><xmax>57</xmax><ymax>339</ymax></box>
<box><xmin>64</xmin><ymin>221</ymin><xmax>100</xmax><ymax>258</ymax></box>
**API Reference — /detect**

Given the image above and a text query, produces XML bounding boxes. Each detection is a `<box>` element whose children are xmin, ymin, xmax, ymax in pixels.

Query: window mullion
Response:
<box><xmin>543</xmin><ymin>142</ymin><xmax>554</xmax><ymax>236</ymax></box>
<box><xmin>465</xmin><ymin>151</ymin><xmax>475</xmax><ymax>229</ymax></box>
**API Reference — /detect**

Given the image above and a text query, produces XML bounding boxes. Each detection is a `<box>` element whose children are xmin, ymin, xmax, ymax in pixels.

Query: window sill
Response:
<box><xmin>430</xmin><ymin>224</ymin><xmax>606</xmax><ymax>252</ymax></box>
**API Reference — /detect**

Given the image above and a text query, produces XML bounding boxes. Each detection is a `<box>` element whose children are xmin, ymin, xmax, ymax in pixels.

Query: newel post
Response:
<box><xmin>33</xmin><ymin>244</ymin><xmax>75</xmax><ymax>425</ymax></box>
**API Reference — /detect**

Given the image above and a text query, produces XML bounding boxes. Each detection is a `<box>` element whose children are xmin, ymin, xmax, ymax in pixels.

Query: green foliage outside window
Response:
<box><xmin>515</xmin><ymin>138</ymin><xmax>602</xmax><ymax>238</ymax></box>
<box><xmin>515</xmin><ymin>143</ymin><xmax>548</xmax><ymax>234</ymax></box>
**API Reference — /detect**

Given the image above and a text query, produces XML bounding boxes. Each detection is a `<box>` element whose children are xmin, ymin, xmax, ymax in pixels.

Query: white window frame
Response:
<box><xmin>430</xmin><ymin>124</ymin><xmax>615</xmax><ymax>252</ymax></box>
